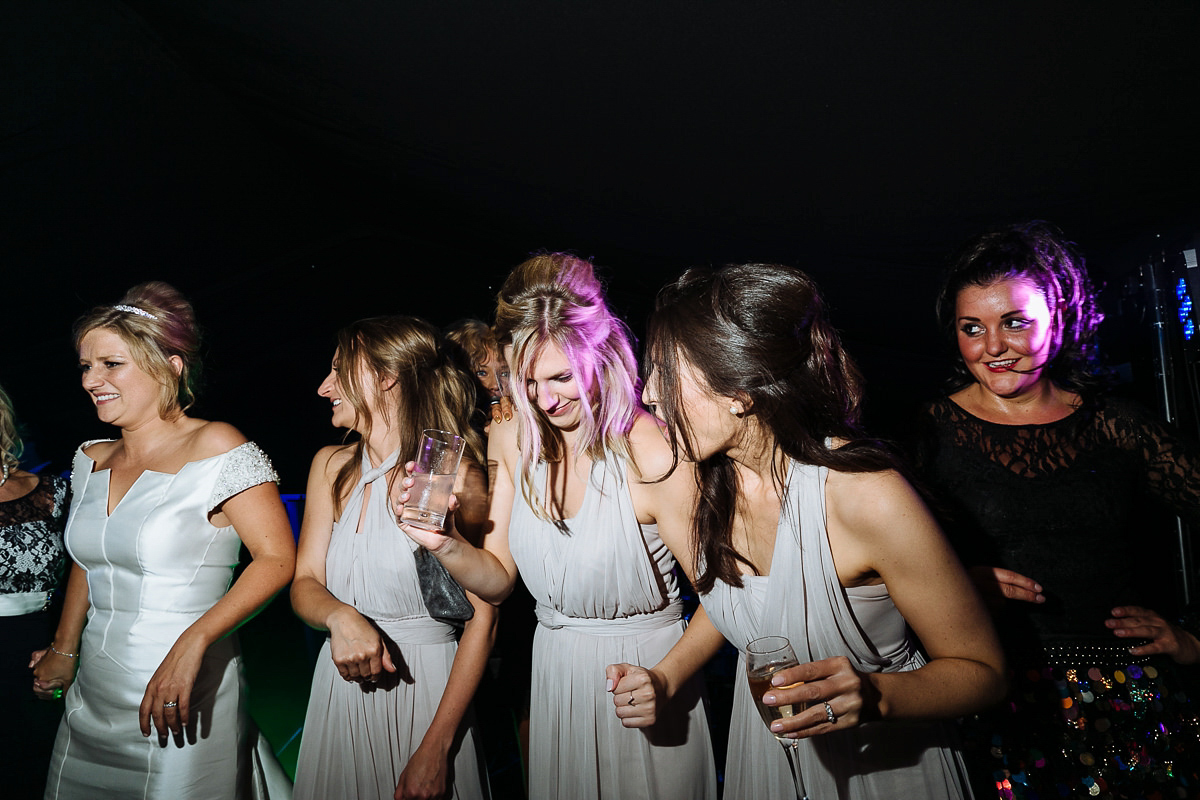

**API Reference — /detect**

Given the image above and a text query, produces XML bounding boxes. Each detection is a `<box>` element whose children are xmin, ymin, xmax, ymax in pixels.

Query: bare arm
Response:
<box><xmin>608</xmin><ymin>415</ymin><xmax>726</xmax><ymax>726</ymax></box>
<box><xmin>764</xmin><ymin>469</ymin><xmax>1005</xmax><ymax>738</ymax></box>
<box><xmin>399</xmin><ymin>416</ymin><xmax>521</xmax><ymax>604</ymax></box>
<box><xmin>141</xmin><ymin>431</ymin><xmax>297</xmax><ymax>741</ymax></box>
<box><xmin>290</xmin><ymin>447</ymin><xmax>397</xmax><ymax>682</ymax></box>
<box><xmin>32</xmin><ymin>561</ymin><xmax>90</xmax><ymax>699</ymax></box>
<box><xmin>396</xmin><ymin>469</ymin><xmax>498</xmax><ymax>799</ymax></box>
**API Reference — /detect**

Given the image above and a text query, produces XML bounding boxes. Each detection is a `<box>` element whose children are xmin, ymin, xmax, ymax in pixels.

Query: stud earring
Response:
<box><xmin>729</xmin><ymin>405</ymin><xmax>739</xmax><ymax>415</ymax></box>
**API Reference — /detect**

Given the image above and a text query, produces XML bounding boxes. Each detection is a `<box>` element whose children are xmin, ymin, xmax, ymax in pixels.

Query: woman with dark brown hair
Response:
<box><xmin>642</xmin><ymin>263</ymin><xmax>1005</xmax><ymax>799</ymax></box>
<box><xmin>916</xmin><ymin>221</ymin><xmax>1200</xmax><ymax>798</ymax></box>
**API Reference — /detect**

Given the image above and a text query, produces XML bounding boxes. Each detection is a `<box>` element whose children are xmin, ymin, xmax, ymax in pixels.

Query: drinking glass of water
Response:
<box><xmin>400</xmin><ymin>429</ymin><xmax>465</xmax><ymax>531</ymax></box>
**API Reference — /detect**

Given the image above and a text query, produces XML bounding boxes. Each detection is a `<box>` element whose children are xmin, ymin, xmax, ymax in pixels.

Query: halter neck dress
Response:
<box><xmin>508</xmin><ymin>452</ymin><xmax>717</xmax><ymax>800</ymax></box>
<box><xmin>293</xmin><ymin>448</ymin><xmax>489</xmax><ymax>800</ymax></box>
<box><xmin>701</xmin><ymin>460</ymin><xmax>972</xmax><ymax>799</ymax></box>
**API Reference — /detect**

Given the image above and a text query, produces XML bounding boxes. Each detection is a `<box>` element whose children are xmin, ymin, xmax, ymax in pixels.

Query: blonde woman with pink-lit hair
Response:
<box><xmin>400</xmin><ymin>254</ymin><xmax>718</xmax><ymax>799</ymax></box>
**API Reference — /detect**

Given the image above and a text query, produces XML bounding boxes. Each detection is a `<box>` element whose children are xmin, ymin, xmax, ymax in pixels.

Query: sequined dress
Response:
<box><xmin>508</xmin><ymin>453</ymin><xmax>717</xmax><ymax>800</ymax></box>
<box><xmin>1</xmin><ymin>474</ymin><xmax>69</xmax><ymax>800</ymax></box>
<box><xmin>44</xmin><ymin>440</ymin><xmax>291</xmax><ymax>800</ymax></box>
<box><xmin>916</xmin><ymin>396</ymin><xmax>1200</xmax><ymax>800</ymax></box>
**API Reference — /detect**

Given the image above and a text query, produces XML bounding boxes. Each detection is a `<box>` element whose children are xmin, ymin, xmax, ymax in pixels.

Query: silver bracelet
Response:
<box><xmin>50</xmin><ymin>645</ymin><xmax>79</xmax><ymax>659</ymax></box>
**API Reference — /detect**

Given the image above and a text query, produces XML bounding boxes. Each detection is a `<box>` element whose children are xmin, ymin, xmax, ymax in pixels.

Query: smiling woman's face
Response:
<box><xmin>525</xmin><ymin>340</ymin><xmax>586</xmax><ymax>432</ymax></box>
<box><xmin>78</xmin><ymin>327</ymin><xmax>169</xmax><ymax>427</ymax></box>
<box><xmin>955</xmin><ymin>277</ymin><xmax>1057</xmax><ymax>400</ymax></box>
<box><xmin>316</xmin><ymin>349</ymin><xmax>381</xmax><ymax>433</ymax></box>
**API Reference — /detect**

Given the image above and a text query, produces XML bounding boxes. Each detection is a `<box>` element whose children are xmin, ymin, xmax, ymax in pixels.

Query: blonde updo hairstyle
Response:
<box><xmin>494</xmin><ymin>254</ymin><xmax>640</xmax><ymax>523</ymax></box>
<box><xmin>73</xmin><ymin>282</ymin><xmax>201</xmax><ymax>418</ymax></box>
<box><xmin>0</xmin><ymin>382</ymin><xmax>22</xmax><ymax>474</ymax></box>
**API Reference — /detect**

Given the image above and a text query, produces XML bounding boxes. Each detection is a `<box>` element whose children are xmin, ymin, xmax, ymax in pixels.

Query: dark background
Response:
<box><xmin>4</xmin><ymin>1</ymin><xmax>1198</xmax><ymax>489</ymax></box>
<box><xmin>4</xmin><ymin>3</ymin><xmax>1198</xmax><ymax>785</ymax></box>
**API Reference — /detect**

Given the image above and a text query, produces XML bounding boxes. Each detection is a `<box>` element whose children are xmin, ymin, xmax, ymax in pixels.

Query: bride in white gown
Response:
<box><xmin>31</xmin><ymin>282</ymin><xmax>296</xmax><ymax>800</ymax></box>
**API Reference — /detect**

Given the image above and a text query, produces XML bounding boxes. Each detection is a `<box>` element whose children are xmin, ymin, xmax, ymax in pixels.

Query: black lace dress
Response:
<box><xmin>0</xmin><ymin>473</ymin><xmax>69</xmax><ymax>800</ymax></box>
<box><xmin>916</xmin><ymin>396</ymin><xmax>1200</xmax><ymax>800</ymax></box>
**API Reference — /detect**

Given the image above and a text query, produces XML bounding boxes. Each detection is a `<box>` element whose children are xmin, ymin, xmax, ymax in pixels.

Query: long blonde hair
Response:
<box><xmin>329</xmin><ymin>316</ymin><xmax>485</xmax><ymax>516</ymax></box>
<box><xmin>0</xmin><ymin>383</ymin><xmax>22</xmax><ymax>474</ymax></box>
<box><xmin>495</xmin><ymin>254</ymin><xmax>639</xmax><ymax>524</ymax></box>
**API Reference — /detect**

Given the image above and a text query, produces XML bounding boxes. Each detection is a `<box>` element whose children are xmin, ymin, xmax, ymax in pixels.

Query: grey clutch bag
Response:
<box><xmin>414</xmin><ymin>545</ymin><xmax>474</xmax><ymax>628</ymax></box>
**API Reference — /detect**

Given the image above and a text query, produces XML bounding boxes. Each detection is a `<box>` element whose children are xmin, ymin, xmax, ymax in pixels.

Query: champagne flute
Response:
<box><xmin>746</xmin><ymin>635</ymin><xmax>811</xmax><ymax>800</ymax></box>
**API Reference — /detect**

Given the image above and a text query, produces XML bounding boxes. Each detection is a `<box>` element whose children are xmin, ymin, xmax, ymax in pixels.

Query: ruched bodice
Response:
<box><xmin>321</xmin><ymin>450</ymin><xmax>455</xmax><ymax>643</ymax></box>
<box><xmin>292</xmin><ymin>448</ymin><xmax>487</xmax><ymax>800</ymax></box>
<box><xmin>510</xmin><ymin>455</ymin><xmax>679</xmax><ymax>621</ymax></box>
<box><xmin>507</xmin><ymin>452</ymin><xmax>716</xmax><ymax>800</ymax></box>
<box><xmin>701</xmin><ymin>460</ymin><xmax>971</xmax><ymax>800</ymax></box>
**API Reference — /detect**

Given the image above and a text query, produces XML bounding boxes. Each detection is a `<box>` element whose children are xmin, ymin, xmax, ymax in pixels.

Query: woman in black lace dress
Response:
<box><xmin>916</xmin><ymin>221</ymin><xmax>1200</xmax><ymax>800</ymax></box>
<box><xmin>0</xmin><ymin>382</ymin><xmax>69</xmax><ymax>799</ymax></box>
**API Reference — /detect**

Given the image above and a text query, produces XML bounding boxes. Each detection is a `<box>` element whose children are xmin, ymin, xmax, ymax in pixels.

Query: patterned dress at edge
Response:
<box><xmin>916</xmin><ymin>396</ymin><xmax>1200</xmax><ymax>800</ymax></box>
<box><xmin>1</xmin><ymin>474</ymin><xmax>69</xmax><ymax>800</ymax></box>
<box><xmin>701</xmin><ymin>460</ymin><xmax>974</xmax><ymax>800</ymax></box>
<box><xmin>508</xmin><ymin>452</ymin><xmax>717</xmax><ymax>800</ymax></box>
<box><xmin>44</xmin><ymin>440</ymin><xmax>292</xmax><ymax>800</ymax></box>
<box><xmin>293</xmin><ymin>449</ymin><xmax>489</xmax><ymax>800</ymax></box>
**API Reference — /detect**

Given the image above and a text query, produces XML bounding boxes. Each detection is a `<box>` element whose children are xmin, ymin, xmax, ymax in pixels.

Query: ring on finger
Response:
<box><xmin>628</xmin><ymin>693</ymin><xmax>637</xmax><ymax>707</ymax></box>
<box><xmin>823</xmin><ymin>701</ymin><xmax>837</xmax><ymax>725</ymax></box>
<box><xmin>163</xmin><ymin>700</ymin><xmax>179</xmax><ymax>708</ymax></box>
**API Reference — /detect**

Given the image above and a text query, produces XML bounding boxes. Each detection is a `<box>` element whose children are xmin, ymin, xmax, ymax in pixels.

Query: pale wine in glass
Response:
<box><xmin>746</xmin><ymin>635</ymin><xmax>811</xmax><ymax>800</ymax></box>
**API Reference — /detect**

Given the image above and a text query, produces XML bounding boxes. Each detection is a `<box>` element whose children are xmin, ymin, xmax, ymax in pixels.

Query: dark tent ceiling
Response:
<box><xmin>4</xmin><ymin>1</ymin><xmax>1198</xmax><ymax>485</ymax></box>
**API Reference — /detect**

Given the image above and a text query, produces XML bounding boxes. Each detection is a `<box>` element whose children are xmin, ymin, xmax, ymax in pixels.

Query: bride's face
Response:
<box><xmin>79</xmin><ymin>327</ymin><xmax>172</xmax><ymax>428</ymax></box>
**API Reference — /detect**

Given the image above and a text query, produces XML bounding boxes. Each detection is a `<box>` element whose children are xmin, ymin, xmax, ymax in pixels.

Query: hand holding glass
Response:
<box><xmin>399</xmin><ymin>429</ymin><xmax>465</xmax><ymax>531</ymax></box>
<box><xmin>746</xmin><ymin>635</ymin><xmax>811</xmax><ymax>800</ymax></box>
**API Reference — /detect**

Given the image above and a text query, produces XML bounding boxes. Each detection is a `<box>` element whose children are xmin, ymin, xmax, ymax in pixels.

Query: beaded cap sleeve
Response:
<box><xmin>915</xmin><ymin>395</ymin><xmax>1200</xmax><ymax>646</ymax></box>
<box><xmin>0</xmin><ymin>474</ymin><xmax>70</xmax><ymax>594</ymax></box>
<box><xmin>208</xmin><ymin>441</ymin><xmax>279</xmax><ymax>512</ymax></box>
